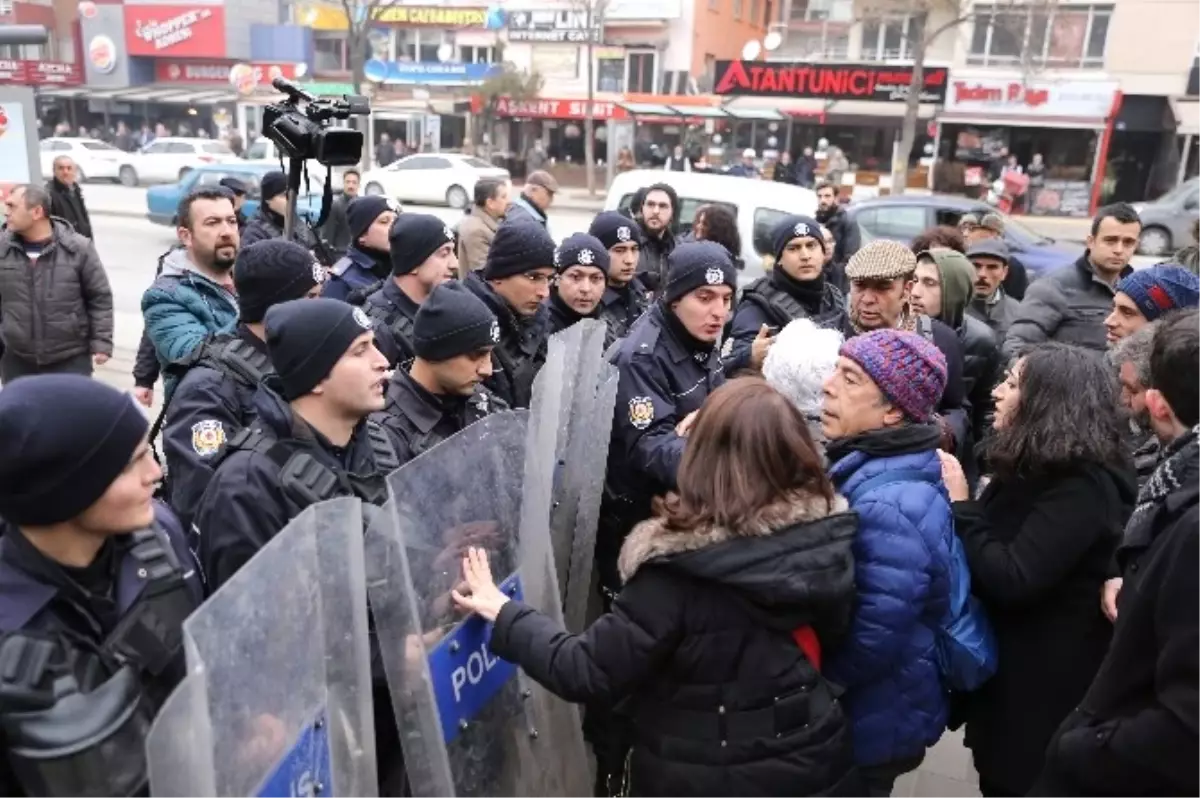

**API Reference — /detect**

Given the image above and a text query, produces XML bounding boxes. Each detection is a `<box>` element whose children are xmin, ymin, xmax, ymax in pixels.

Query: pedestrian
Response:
<box><xmin>1005</xmin><ymin>203</ymin><xmax>1142</xmax><ymax>358</ymax></box>
<box><xmin>318</xmin><ymin>168</ymin><xmax>359</xmax><ymax>259</ymax></box>
<box><xmin>1107</xmin><ymin>322</ymin><xmax>1164</xmax><ymax>489</ymax></box>
<box><xmin>796</xmin><ymin>146</ymin><xmax>818</xmax><ymax>188</ymax></box>
<box><xmin>505</xmin><ymin>170</ymin><xmax>556</xmax><ymax>235</ymax></box>
<box><xmin>726</xmin><ymin>148</ymin><xmax>759</xmax><ymax>178</ymax></box>
<box><xmin>1103</xmin><ymin>263</ymin><xmax>1199</xmax><ymax>347</ymax></box>
<box><xmin>240</xmin><ymin>171</ymin><xmax>320</xmax><ymax>252</ymax></box>
<box><xmin>372</xmin><ymin>282</ymin><xmax>507</xmax><ymax>464</ymax></box>
<box><xmin>0</xmin><ymin>375</ymin><xmax>202</xmax><ymax>797</ymax></box>
<box><xmin>664</xmin><ymin>144</ymin><xmax>691</xmax><ymax>172</ymax></box>
<box><xmin>762</xmin><ymin>317</ymin><xmax>844</xmax><ymax>448</ymax></box>
<box><xmin>589</xmin><ymin>211</ymin><xmax>650</xmax><ymax>347</ymax></box>
<box><xmin>457</xmin><ymin>177</ymin><xmax>509</xmax><ymax>276</ymax></box>
<box><xmin>958</xmin><ymin>212</ymin><xmax>1027</xmax><ymax>300</ymax></box>
<box><xmin>966</xmin><ymin>240</ymin><xmax>1022</xmax><ymax>340</ymax></box>
<box><xmin>544</xmin><ymin>233</ymin><xmax>607</xmax><ymax>335</ymax></box>
<box><xmin>45</xmin><ymin>156</ymin><xmax>93</xmax><ymax>240</ymax></box>
<box><xmin>815</xmin><ymin>182</ymin><xmax>859</xmax><ymax>269</ymax></box>
<box><xmin>772</xmin><ymin>151</ymin><xmax>796</xmax><ymax>184</ymax></box>
<box><xmin>321</xmin><ymin>195</ymin><xmax>398</xmax><ymax>302</ymax></box>
<box><xmin>633</xmin><ymin>183</ymin><xmax>679</xmax><ymax>293</ymax></box>
<box><xmin>818</xmin><ymin>329</ymin><xmax>956</xmax><ymax>795</ymax></box>
<box><xmin>1038</xmin><ymin>310</ymin><xmax>1198</xmax><ymax>796</ymax></box>
<box><xmin>0</xmin><ymin>184</ymin><xmax>113</xmax><ymax>382</ymax></box>
<box><xmin>217</xmin><ymin>176</ymin><xmax>249</xmax><ymax>233</ymax></box>
<box><xmin>526</xmin><ymin>139</ymin><xmax>548</xmax><ymax>172</ymax></box>
<box><xmin>937</xmin><ymin>345</ymin><xmax>1135</xmax><ymax>796</ymax></box>
<box><xmin>375</xmin><ymin>133</ymin><xmax>395</xmax><ymax>169</ymax></box>
<box><xmin>690</xmin><ymin>204</ymin><xmax>743</xmax><ymax>269</ymax></box>
<box><xmin>453</xmin><ymin>377</ymin><xmax>861</xmax><ymax>797</ymax></box>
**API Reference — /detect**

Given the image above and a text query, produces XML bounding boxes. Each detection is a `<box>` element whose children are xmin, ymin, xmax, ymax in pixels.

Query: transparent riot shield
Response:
<box><xmin>146</xmin><ymin>497</ymin><xmax>378</xmax><ymax>797</ymax></box>
<box><xmin>364</xmin><ymin>408</ymin><xmax>590</xmax><ymax>797</ymax></box>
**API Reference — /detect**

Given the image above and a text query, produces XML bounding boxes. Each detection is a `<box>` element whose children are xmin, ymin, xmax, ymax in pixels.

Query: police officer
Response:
<box><xmin>218</xmin><ymin>175</ymin><xmax>249</xmax><ymax>233</ymax></box>
<box><xmin>362</xmin><ymin>212</ymin><xmax>457</xmax><ymax>368</ymax></box>
<box><xmin>195</xmin><ymin>298</ymin><xmax>396</xmax><ymax>590</ymax></box>
<box><xmin>724</xmin><ymin>214</ymin><xmax>847</xmax><ymax>374</ymax></box>
<box><xmin>321</xmin><ymin>195</ymin><xmax>397</xmax><ymax>302</ymax></box>
<box><xmin>0</xmin><ymin>376</ymin><xmax>202</xmax><ymax>796</ymax></box>
<box><xmin>590</xmin><ymin>211</ymin><xmax>650</xmax><ymax>348</ymax></box>
<box><xmin>464</xmin><ymin>220</ymin><xmax>555</xmax><ymax>408</ymax></box>
<box><xmin>372</xmin><ymin>282</ymin><xmax>507</xmax><ymax>464</ymax></box>
<box><xmin>161</xmin><ymin>240</ymin><xmax>324</xmax><ymax>533</ymax></box>
<box><xmin>545</xmin><ymin>233</ymin><xmax>608</xmax><ymax>335</ymax></box>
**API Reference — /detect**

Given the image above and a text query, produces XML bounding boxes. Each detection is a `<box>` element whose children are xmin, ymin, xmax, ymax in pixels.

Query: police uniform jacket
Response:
<box><xmin>598</xmin><ymin>278</ymin><xmax>650</xmax><ymax>349</ymax></box>
<box><xmin>724</xmin><ymin>269</ymin><xmax>847</xmax><ymax>374</ymax></box>
<box><xmin>463</xmin><ymin>272</ymin><xmax>549</xmax><ymax>409</ymax></box>
<box><xmin>162</xmin><ymin>325</ymin><xmax>273</xmax><ymax>533</ymax></box>
<box><xmin>543</xmin><ymin>288</ymin><xmax>598</xmax><ymax>336</ymax></box>
<box><xmin>321</xmin><ymin>245</ymin><xmax>390</xmax><ymax>303</ymax></box>
<box><xmin>372</xmin><ymin>370</ymin><xmax>507</xmax><ymax>466</ymax></box>
<box><xmin>194</xmin><ymin>382</ymin><xmax>398</xmax><ymax>591</ymax></box>
<box><xmin>362</xmin><ymin>279</ymin><xmax>420</xmax><ymax>368</ymax></box>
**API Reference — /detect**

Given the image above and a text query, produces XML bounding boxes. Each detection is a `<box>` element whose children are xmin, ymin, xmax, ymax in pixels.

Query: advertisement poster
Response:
<box><xmin>0</xmin><ymin>102</ymin><xmax>32</xmax><ymax>186</ymax></box>
<box><xmin>124</xmin><ymin>5</ymin><xmax>227</xmax><ymax>58</ymax></box>
<box><xmin>1029</xmin><ymin>180</ymin><xmax>1092</xmax><ymax>218</ymax></box>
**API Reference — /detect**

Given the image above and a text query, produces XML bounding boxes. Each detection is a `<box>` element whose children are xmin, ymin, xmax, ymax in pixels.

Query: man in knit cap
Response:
<box><xmin>240</xmin><ymin>170</ymin><xmax>320</xmax><ymax>252</ymax></box>
<box><xmin>1103</xmin><ymin>263</ymin><xmax>1199</xmax><ymax>347</ymax></box>
<box><xmin>373</xmin><ymin>282</ymin><xmax>508</xmax><ymax>464</ymax></box>
<box><xmin>322</xmin><ymin>195</ymin><xmax>399</xmax><ymax>302</ymax></box>
<box><xmin>465</xmin><ymin>219</ymin><xmax>556</xmax><ymax>408</ymax></box>
<box><xmin>820</xmin><ymin>329</ymin><xmax>956</xmax><ymax>795</ymax></box>
<box><xmin>0</xmin><ymin>376</ymin><xmax>203</xmax><ymax>796</ymax></box>
<box><xmin>161</xmin><ymin>239</ymin><xmax>325</xmax><ymax>533</ymax></box>
<box><xmin>726</xmin><ymin>214</ymin><xmax>847</xmax><ymax>375</ymax></box>
<box><xmin>589</xmin><ymin>210</ymin><xmax>650</xmax><ymax>347</ymax></box>
<box><xmin>545</xmin><ymin>232</ymin><xmax>608</xmax><ymax>335</ymax></box>
<box><xmin>194</xmin><ymin>298</ymin><xmax>396</xmax><ymax>591</ymax></box>
<box><xmin>362</xmin><ymin>212</ymin><xmax>457</xmax><ymax>367</ymax></box>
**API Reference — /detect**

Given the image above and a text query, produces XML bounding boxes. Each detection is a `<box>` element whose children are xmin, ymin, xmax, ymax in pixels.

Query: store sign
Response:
<box><xmin>371</xmin><ymin>6</ymin><xmax>496</xmax><ymax>28</ymax></box>
<box><xmin>943</xmin><ymin>77</ymin><xmax>1118</xmax><ymax>119</ymax></box>
<box><xmin>125</xmin><ymin>5</ymin><xmax>227</xmax><ymax>58</ymax></box>
<box><xmin>294</xmin><ymin>3</ymin><xmax>349</xmax><ymax>31</ymax></box>
<box><xmin>491</xmin><ymin>97</ymin><xmax>628</xmax><ymax>120</ymax></box>
<box><xmin>0</xmin><ymin>60</ymin><xmax>83</xmax><ymax>86</ymax></box>
<box><xmin>155</xmin><ymin>60</ymin><xmax>303</xmax><ymax>84</ymax></box>
<box><xmin>713</xmin><ymin>61</ymin><xmax>949</xmax><ymax>104</ymax></box>
<box><xmin>503</xmin><ymin>9</ymin><xmax>601</xmax><ymax>43</ymax></box>
<box><xmin>363</xmin><ymin>59</ymin><xmax>500</xmax><ymax>85</ymax></box>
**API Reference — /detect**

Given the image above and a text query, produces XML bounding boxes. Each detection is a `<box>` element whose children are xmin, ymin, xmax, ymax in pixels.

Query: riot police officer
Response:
<box><xmin>372</xmin><ymin>282</ymin><xmax>507</xmax><ymax>464</ymax></box>
<box><xmin>321</xmin><ymin>195</ymin><xmax>398</xmax><ymax>302</ymax></box>
<box><xmin>544</xmin><ymin>233</ymin><xmax>608</xmax><ymax>335</ymax></box>
<box><xmin>194</xmin><ymin>298</ymin><xmax>396</xmax><ymax>590</ymax></box>
<box><xmin>589</xmin><ymin>211</ymin><xmax>650</xmax><ymax>348</ymax></box>
<box><xmin>724</xmin><ymin>214</ymin><xmax>847</xmax><ymax>374</ymax></box>
<box><xmin>464</xmin><ymin>220</ymin><xmax>555</xmax><ymax>408</ymax></box>
<box><xmin>0</xmin><ymin>376</ymin><xmax>202</xmax><ymax>796</ymax></box>
<box><xmin>362</xmin><ymin>212</ymin><xmax>456</xmax><ymax>367</ymax></box>
<box><xmin>162</xmin><ymin>239</ymin><xmax>324</xmax><ymax>533</ymax></box>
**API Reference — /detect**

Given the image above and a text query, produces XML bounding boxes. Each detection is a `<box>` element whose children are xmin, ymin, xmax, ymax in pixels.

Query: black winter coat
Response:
<box><xmin>953</xmin><ymin>461</ymin><xmax>1135</xmax><ymax>794</ymax></box>
<box><xmin>46</xmin><ymin>178</ymin><xmax>93</xmax><ymax>240</ymax></box>
<box><xmin>634</xmin><ymin>223</ymin><xmax>676</xmax><ymax>294</ymax></box>
<box><xmin>490</xmin><ymin>493</ymin><xmax>862</xmax><ymax>797</ymax></box>
<box><xmin>957</xmin><ymin>314</ymin><xmax>1003</xmax><ymax>445</ymax></box>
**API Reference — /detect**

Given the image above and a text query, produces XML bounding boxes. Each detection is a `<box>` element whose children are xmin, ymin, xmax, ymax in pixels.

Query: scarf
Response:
<box><xmin>850</xmin><ymin>303</ymin><xmax>919</xmax><ymax>336</ymax></box>
<box><xmin>1123</xmin><ymin>425</ymin><xmax>1199</xmax><ymax>550</ymax></box>
<box><xmin>771</xmin><ymin>265</ymin><xmax>827</xmax><ymax>316</ymax></box>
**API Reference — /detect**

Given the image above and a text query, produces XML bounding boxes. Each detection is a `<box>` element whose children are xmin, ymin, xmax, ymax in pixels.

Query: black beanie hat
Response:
<box><xmin>261</xmin><ymin>171</ymin><xmax>287</xmax><ymax>202</ymax></box>
<box><xmin>347</xmin><ymin>195</ymin><xmax>396</xmax><ymax>241</ymax></box>
<box><xmin>483</xmin><ymin>220</ymin><xmax>556</xmax><ymax>280</ymax></box>
<box><xmin>589</xmin><ymin>211</ymin><xmax>644</xmax><ymax>251</ymax></box>
<box><xmin>413</xmin><ymin>282</ymin><xmax>500</xmax><ymax>362</ymax></box>
<box><xmin>554</xmin><ymin>233</ymin><xmax>609</xmax><ymax>275</ymax></box>
<box><xmin>266</xmin><ymin>298</ymin><xmax>376</xmax><ymax>400</ymax></box>
<box><xmin>234</xmin><ymin>239</ymin><xmax>323</xmax><ymax>323</ymax></box>
<box><xmin>0</xmin><ymin>375</ymin><xmax>148</xmax><ymax>526</ymax></box>
<box><xmin>663</xmin><ymin>240</ymin><xmax>738</xmax><ymax>304</ymax></box>
<box><xmin>389</xmin><ymin>213</ymin><xmax>456</xmax><ymax>276</ymax></box>
<box><xmin>218</xmin><ymin>176</ymin><xmax>247</xmax><ymax>196</ymax></box>
<box><xmin>772</xmin><ymin>214</ymin><xmax>825</xmax><ymax>262</ymax></box>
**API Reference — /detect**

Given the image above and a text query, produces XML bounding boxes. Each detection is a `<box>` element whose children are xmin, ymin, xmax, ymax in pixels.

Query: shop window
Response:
<box><xmin>597</xmin><ymin>57</ymin><xmax>625</xmax><ymax>92</ymax></box>
<box><xmin>750</xmin><ymin>0</ymin><xmax>760</xmax><ymax>24</ymax></box>
<box><xmin>0</xmin><ymin>43</ymin><xmax>43</xmax><ymax>60</ymax></box>
<box><xmin>627</xmin><ymin>51</ymin><xmax>657</xmax><ymax>94</ymax></box>
<box><xmin>854</xmin><ymin>206</ymin><xmax>928</xmax><ymax>241</ymax></box>
<box><xmin>459</xmin><ymin>46</ymin><xmax>498</xmax><ymax>64</ymax></box>
<box><xmin>860</xmin><ymin>15</ymin><xmax>922</xmax><ymax>61</ymax></box>
<box><xmin>733</xmin><ymin>0</ymin><xmax>743</xmax><ymax>20</ymax></box>
<box><xmin>968</xmin><ymin>4</ymin><xmax>1112</xmax><ymax>68</ymax></box>
<box><xmin>314</xmin><ymin>33</ymin><xmax>347</xmax><ymax>72</ymax></box>
<box><xmin>780</xmin><ymin>0</ymin><xmax>851</xmax><ymax>59</ymax></box>
<box><xmin>396</xmin><ymin>30</ymin><xmax>417</xmax><ymax>61</ymax></box>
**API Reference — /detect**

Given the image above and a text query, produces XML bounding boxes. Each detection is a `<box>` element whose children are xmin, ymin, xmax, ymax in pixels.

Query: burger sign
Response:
<box><xmin>87</xmin><ymin>35</ymin><xmax>118</xmax><ymax>75</ymax></box>
<box><xmin>124</xmin><ymin>5</ymin><xmax>228</xmax><ymax>58</ymax></box>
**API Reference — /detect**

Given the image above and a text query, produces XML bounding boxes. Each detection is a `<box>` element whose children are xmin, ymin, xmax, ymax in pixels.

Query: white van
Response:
<box><xmin>603</xmin><ymin>169</ymin><xmax>818</xmax><ymax>279</ymax></box>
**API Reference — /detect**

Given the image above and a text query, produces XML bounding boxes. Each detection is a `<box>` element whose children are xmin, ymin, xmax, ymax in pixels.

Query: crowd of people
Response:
<box><xmin>0</xmin><ymin>156</ymin><xmax>1196</xmax><ymax>797</ymax></box>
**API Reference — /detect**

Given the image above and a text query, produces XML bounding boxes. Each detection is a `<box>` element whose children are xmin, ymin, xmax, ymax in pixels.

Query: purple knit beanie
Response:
<box><xmin>840</xmin><ymin>330</ymin><xmax>948</xmax><ymax>422</ymax></box>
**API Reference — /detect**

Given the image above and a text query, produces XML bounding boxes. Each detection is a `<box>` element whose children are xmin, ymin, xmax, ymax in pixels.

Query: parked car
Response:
<box><xmin>1131</xmin><ymin>177</ymin><xmax>1199</xmax><ymax>256</ymax></box>
<box><xmin>604</xmin><ymin>168</ymin><xmax>819</xmax><ymax>280</ymax></box>
<box><xmin>846</xmin><ymin>194</ymin><xmax>1079</xmax><ymax>279</ymax></box>
<box><xmin>145</xmin><ymin>163</ymin><xmax>324</xmax><ymax>227</ymax></box>
<box><xmin>39</xmin><ymin>137</ymin><xmax>135</xmax><ymax>183</ymax></box>
<box><xmin>119</xmin><ymin>137</ymin><xmax>239</xmax><ymax>187</ymax></box>
<box><xmin>360</xmin><ymin>153</ymin><xmax>510</xmax><ymax>209</ymax></box>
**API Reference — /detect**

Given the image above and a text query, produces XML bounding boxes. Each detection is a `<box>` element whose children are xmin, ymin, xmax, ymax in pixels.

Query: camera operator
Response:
<box><xmin>241</xmin><ymin>171</ymin><xmax>321</xmax><ymax>255</ymax></box>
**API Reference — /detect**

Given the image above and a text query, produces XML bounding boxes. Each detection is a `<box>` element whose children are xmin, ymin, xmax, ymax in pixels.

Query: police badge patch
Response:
<box><xmin>617</xmin><ymin>226</ymin><xmax>631</xmax><ymax>242</ymax></box>
<box><xmin>352</xmin><ymin>307</ymin><xmax>373</xmax><ymax>329</ymax></box>
<box><xmin>578</xmin><ymin>248</ymin><xmax>595</xmax><ymax>266</ymax></box>
<box><xmin>705</xmin><ymin>266</ymin><xmax>724</xmax><ymax>285</ymax></box>
<box><xmin>628</xmin><ymin>396</ymin><xmax>655</xmax><ymax>430</ymax></box>
<box><xmin>191</xmin><ymin>419</ymin><xmax>225</xmax><ymax>457</ymax></box>
<box><xmin>793</xmin><ymin>222</ymin><xmax>810</xmax><ymax>237</ymax></box>
<box><xmin>443</xmin><ymin>224</ymin><xmax>455</xmax><ymax>241</ymax></box>
<box><xmin>489</xmin><ymin>320</ymin><xmax>501</xmax><ymax>343</ymax></box>
<box><xmin>311</xmin><ymin>262</ymin><xmax>327</xmax><ymax>284</ymax></box>
<box><xmin>721</xmin><ymin>337</ymin><xmax>734</xmax><ymax>358</ymax></box>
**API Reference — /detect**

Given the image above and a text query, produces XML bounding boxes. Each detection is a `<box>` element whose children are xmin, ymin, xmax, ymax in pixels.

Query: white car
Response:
<box><xmin>39</xmin><ymin>137</ymin><xmax>133</xmax><ymax>183</ymax></box>
<box><xmin>119</xmin><ymin>137</ymin><xmax>239</xmax><ymax>186</ymax></box>
<box><xmin>361</xmin><ymin>153</ymin><xmax>510</xmax><ymax>209</ymax></box>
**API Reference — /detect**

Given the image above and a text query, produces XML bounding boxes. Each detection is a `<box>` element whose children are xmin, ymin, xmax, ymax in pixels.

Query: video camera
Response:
<box><xmin>262</xmin><ymin>76</ymin><xmax>371</xmax><ymax>167</ymax></box>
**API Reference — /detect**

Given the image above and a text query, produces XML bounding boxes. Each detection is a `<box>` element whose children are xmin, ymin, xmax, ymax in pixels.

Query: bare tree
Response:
<box><xmin>476</xmin><ymin>66</ymin><xmax>545</xmax><ymax>156</ymax></box>
<box><xmin>338</xmin><ymin>0</ymin><xmax>397</xmax><ymax>111</ymax></box>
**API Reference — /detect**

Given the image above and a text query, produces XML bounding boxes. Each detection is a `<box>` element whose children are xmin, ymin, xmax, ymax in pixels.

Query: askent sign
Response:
<box><xmin>492</xmin><ymin>96</ymin><xmax>627</xmax><ymax>120</ymax></box>
<box><xmin>713</xmin><ymin>60</ymin><xmax>949</xmax><ymax>104</ymax></box>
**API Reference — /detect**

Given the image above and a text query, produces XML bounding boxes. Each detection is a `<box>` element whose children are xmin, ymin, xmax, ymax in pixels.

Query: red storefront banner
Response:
<box><xmin>713</xmin><ymin>61</ymin><xmax>950</xmax><ymax>104</ymax></box>
<box><xmin>155</xmin><ymin>60</ymin><xmax>302</xmax><ymax>84</ymax></box>
<box><xmin>125</xmin><ymin>5</ymin><xmax>227</xmax><ymax>58</ymax></box>
<box><xmin>480</xmin><ymin>96</ymin><xmax>631</xmax><ymax>121</ymax></box>
<box><xmin>0</xmin><ymin>59</ymin><xmax>84</xmax><ymax>86</ymax></box>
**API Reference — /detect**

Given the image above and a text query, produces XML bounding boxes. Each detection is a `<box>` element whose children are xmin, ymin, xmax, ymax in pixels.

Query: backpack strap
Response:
<box><xmin>846</xmin><ymin>467</ymin><xmax>938</xmax><ymax>505</ymax></box>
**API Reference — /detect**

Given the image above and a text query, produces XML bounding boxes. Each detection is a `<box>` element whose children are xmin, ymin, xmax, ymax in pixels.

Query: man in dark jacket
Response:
<box><xmin>318</xmin><ymin>168</ymin><xmax>359</xmax><ymax>259</ymax></box>
<box><xmin>544</xmin><ymin>233</ymin><xmax>607</xmax><ymax>335</ymax></box>
<box><xmin>218</xmin><ymin>176</ymin><xmax>249</xmax><ymax>233</ymax></box>
<box><xmin>1107</xmin><ymin>322</ymin><xmax>1164</xmax><ymax>490</ymax></box>
<box><xmin>45</xmin><ymin>156</ymin><xmax>93</xmax><ymax>239</ymax></box>
<box><xmin>504</xmin><ymin>170</ymin><xmax>556</xmax><ymax>236</ymax></box>
<box><xmin>589</xmin><ymin>211</ymin><xmax>650</xmax><ymax>348</ymax></box>
<box><xmin>241</xmin><ymin>171</ymin><xmax>321</xmax><ymax>254</ymax></box>
<box><xmin>634</xmin><ymin>183</ymin><xmax>678</xmax><ymax>294</ymax></box>
<box><xmin>1004</xmin><ymin>203</ymin><xmax>1141</xmax><ymax>359</ymax></box>
<box><xmin>958</xmin><ymin>211</ymin><xmax>1027</xmax><ymax>300</ymax></box>
<box><xmin>321</xmin><ymin>195</ymin><xmax>397</xmax><ymax>302</ymax></box>
<box><xmin>1039</xmin><ymin>309</ymin><xmax>1198</xmax><ymax>797</ymax></box>
<box><xmin>815</xmin><ymin>182</ymin><xmax>858</xmax><ymax>269</ymax></box>
<box><xmin>0</xmin><ymin>184</ymin><xmax>113</xmax><ymax>381</ymax></box>
<box><xmin>966</xmin><ymin>239</ymin><xmax>1021</xmax><ymax>339</ymax></box>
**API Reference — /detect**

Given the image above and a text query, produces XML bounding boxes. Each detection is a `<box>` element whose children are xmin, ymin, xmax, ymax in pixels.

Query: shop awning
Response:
<box><xmin>723</xmin><ymin>107</ymin><xmax>785</xmax><ymax>121</ymax></box>
<box><xmin>619</xmin><ymin>102</ymin><xmax>736</xmax><ymax>119</ymax></box>
<box><xmin>677</xmin><ymin>105</ymin><xmax>730</xmax><ymax>119</ymax></box>
<box><xmin>36</xmin><ymin>86</ymin><xmax>88</xmax><ymax>99</ymax></box>
<box><xmin>937</xmin><ymin>112</ymin><xmax>1106</xmax><ymax>130</ymax></box>
<box><xmin>618</xmin><ymin>102</ymin><xmax>680</xmax><ymax>117</ymax></box>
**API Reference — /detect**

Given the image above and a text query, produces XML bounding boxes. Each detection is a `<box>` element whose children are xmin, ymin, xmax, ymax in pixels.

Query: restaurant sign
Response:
<box><xmin>0</xmin><ymin>60</ymin><xmax>83</xmax><ymax>86</ymax></box>
<box><xmin>713</xmin><ymin>61</ymin><xmax>949</xmax><ymax>104</ymax></box>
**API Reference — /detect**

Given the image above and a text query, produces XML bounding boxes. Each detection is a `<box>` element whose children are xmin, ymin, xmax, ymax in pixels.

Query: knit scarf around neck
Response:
<box><xmin>1123</xmin><ymin>425</ymin><xmax>1199</xmax><ymax>548</ymax></box>
<box><xmin>851</xmin><ymin>303</ymin><xmax>918</xmax><ymax>336</ymax></box>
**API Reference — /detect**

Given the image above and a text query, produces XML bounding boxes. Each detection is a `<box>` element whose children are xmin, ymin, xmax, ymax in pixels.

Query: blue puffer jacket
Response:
<box><xmin>825</xmin><ymin>436</ymin><xmax>954</xmax><ymax>767</ymax></box>
<box><xmin>141</xmin><ymin>247</ymin><xmax>238</xmax><ymax>368</ymax></box>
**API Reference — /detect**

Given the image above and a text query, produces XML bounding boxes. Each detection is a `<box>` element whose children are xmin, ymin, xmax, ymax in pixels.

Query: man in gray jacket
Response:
<box><xmin>1004</xmin><ymin>203</ymin><xmax>1140</xmax><ymax>359</ymax></box>
<box><xmin>0</xmin><ymin>184</ymin><xmax>113</xmax><ymax>382</ymax></box>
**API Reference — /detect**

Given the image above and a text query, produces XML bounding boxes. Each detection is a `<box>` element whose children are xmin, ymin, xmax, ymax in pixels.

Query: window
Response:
<box><xmin>202</xmin><ymin>142</ymin><xmax>233</xmax><ymax>155</ymax></box>
<box><xmin>244</xmin><ymin>139</ymin><xmax>271</xmax><ymax>160</ymax></box>
<box><xmin>314</xmin><ymin>33</ymin><xmax>346</xmax><ymax>71</ymax></box>
<box><xmin>596</xmin><ymin>57</ymin><xmax>624</xmax><ymax>92</ymax></box>
<box><xmin>391</xmin><ymin>156</ymin><xmax>441</xmax><ymax>171</ymax></box>
<box><xmin>167</xmin><ymin>142</ymin><xmax>195</xmax><ymax>154</ymax></box>
<box><xmin>463</xmin><ymin>157</ymin><xmax>494</xmax><ymax>169</ymax></box>
<box><xmin>750</xmin><ymin>0</ymin><xmax>760</xmax><ymax>24</ymax></box>
<box><xmin>968</xmin><ymin>4</ymin><xmax>1112</xmax><ymax>68</ymax></box>
<box><xmin>753</xmin><ymin>208</ymin><xmax>792</xmax><ymax>255</ymax></box>
<box><xmin>853</xmin><ymin>206</ymin><xmax>928</xmax><ymax>241</ymax></box>
<box><xmin>459</xmin><ymin>45</ymin><xmax>498</xmax><ymax>64</ymax></box>
<box><xmin>733</xmin><ymin>0</ymin><xmax>743</xmax><ymax>20</ymax></box>
<box><xmin>142</xmin><ymin>142</ymin><xmax>170</xmax><ymax>154</ymax></box>
<box><xmin>780</xmin><ymin>0</ymin><xmax>851</xmax><ymax>59</ymax></box>
<box><xmin>41</xmin><ymin>140</ymin><xmax>70</xmax><ymax>152</ymax></box>
<box><xmin>627</xmin><ymin>51</ymin><xmax>657</xmax><ymax>94</ymax></box>
<box><xmin>81</xmin><ymin>142</ymin><xmax>120</xmax><ymax>151</ymax></box>
<box><xmin>860</xmin><ymin>15</ymin><xmax>922</xmax><ymax>61</ymax></box>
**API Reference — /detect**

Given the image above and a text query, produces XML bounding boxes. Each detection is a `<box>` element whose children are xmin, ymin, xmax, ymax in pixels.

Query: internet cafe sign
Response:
<box><xmin>943</xmin><ymin>76</ymin><xmax>1119</xmax><ymax>120</ymax></box>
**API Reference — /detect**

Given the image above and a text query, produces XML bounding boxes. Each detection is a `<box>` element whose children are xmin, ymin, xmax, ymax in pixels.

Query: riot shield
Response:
<box><xmin>364</xmin><ymin>407</ymin><xmax>590</xmax><ymax>797</ymax></box>
<box><xmin>146</xmin><ymin>497</ymin><xmax>378</xmax><ymax>797</ymax></box>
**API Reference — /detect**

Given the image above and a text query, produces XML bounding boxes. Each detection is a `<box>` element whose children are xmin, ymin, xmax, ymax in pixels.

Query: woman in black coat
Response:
<box><xmin>453</xmin><ymin>377</ymin><xmax>861</xmax><ymax>797</ymax></box>
<box><xmin>939</xmin><ymin>344</ymin><xmax>1136</xmax><ymax>797</ymax></box>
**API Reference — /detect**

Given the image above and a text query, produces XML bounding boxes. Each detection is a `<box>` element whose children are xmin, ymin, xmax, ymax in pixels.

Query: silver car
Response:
<box><xmin>1133</xmin><ymin>177</ymin><xmax>1199</xmax><ymax>256</ymax></box>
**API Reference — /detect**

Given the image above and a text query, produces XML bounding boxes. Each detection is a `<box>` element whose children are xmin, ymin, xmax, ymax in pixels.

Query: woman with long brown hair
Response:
<box><xmin>453</xmin><ymin>377</ymin><xmax>860</xmax><ymax>796</ymax></box>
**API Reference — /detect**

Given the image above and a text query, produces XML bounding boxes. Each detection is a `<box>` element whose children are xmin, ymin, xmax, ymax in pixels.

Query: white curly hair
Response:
<box><xmin>762</xmin><ymin>318</ymin><xmax>844</xmax><ymax>423</ymax></box>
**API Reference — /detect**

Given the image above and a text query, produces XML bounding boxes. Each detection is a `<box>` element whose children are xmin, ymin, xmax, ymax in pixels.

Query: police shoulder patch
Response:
<box><xmin>720</xmin><ymin>337</ymin><xmax>734</xmax><ymax>358</ymax></box>
<box><xmin>628</xmin><ymin>396</ymin><xmax>655</xmax><ymax>430</ymax></box>
<box><xmin>352</xmin><ymin>306</ymin><xmax>373</xmax><ymax>329</ymax></box>
<box><xmin>191</xmin><ymin>419</ymin><xmax>226</xmax><ymax>458</ymax></box>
